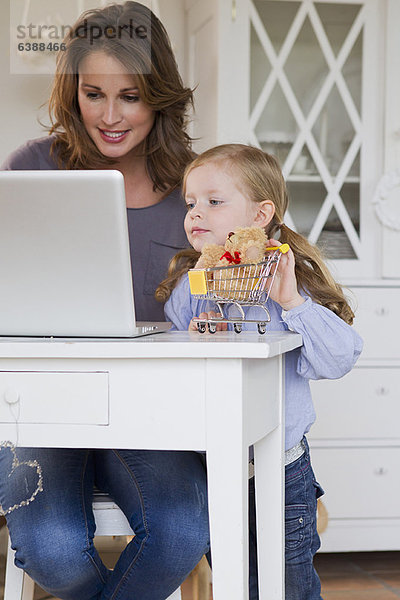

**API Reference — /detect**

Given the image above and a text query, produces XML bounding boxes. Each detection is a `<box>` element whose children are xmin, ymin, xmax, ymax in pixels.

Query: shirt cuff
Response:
<box><xmin>281</xmin><ymin>296</ymin><xmax>312</xmax><ymax>328</ymax></box>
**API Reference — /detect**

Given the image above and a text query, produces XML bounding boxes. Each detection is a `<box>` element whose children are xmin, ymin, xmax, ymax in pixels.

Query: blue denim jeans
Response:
<box><xmin>0</xmin><ymin>447</ymin><xmax>209</xmax><ymax>600</ymax></box>
<box><xmin>249</xmin><ymin>438</ymin><xmax>324</xmax><ymax>599</ymax></box>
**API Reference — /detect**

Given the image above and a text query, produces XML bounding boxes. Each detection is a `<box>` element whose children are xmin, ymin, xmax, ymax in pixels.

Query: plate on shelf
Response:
<box><xmin>318</xmin><ymin>231</ymin><xmax>356</xmax><ymax>259</ymax></box>
<box><xmin>291</xmin><ymin>169</ymin><xmax>318</xmax><ymax>176</ymax></box>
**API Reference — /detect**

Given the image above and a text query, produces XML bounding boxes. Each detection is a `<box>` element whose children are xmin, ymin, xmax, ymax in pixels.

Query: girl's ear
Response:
<box><xmin>253</xmin><ymin>200</ymin><xmax>275</xmax><ymax>228</ymax></box>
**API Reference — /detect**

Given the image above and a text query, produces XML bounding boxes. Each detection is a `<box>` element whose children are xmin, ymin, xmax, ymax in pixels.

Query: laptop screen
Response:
<box><xmin>0</xmin><ymin>170</ymin><xmax>137</xmax><ymax>337</ymax></box>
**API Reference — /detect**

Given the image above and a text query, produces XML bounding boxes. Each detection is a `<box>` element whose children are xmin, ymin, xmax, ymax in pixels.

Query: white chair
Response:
<box><xmin>4</xmin><ymin>493</ymin><xmax>182</xmax><ymax>600</ymax></box>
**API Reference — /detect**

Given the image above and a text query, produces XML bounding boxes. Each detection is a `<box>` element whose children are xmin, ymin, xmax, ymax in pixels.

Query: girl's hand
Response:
<box><xmin>188</xmin><ymin>311</ymin><xmax>228</xmax><ymax>332</ymax></box>
<box><xmin>267</xmin><ymin>238</ymin><xmax>305</xmax><ymax>311</ymax></box>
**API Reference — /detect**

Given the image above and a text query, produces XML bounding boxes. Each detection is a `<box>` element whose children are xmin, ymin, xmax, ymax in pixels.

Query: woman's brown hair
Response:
<box><xmin>48</xmin><ymin>1</ymin><xmax>194</xmax><ymax>191</ymax></box>
<box><xmin>156</xmin><ymin>144</ymin><xmax>354</xmax><ymax>325</ymax></box>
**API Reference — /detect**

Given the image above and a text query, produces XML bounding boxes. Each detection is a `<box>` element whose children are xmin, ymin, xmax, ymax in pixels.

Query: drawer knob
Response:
<box><xmin>374</xmin><ymin>467</ymin><xmax>388</xmax><ymax>476</ymax></box>
<box><xmin>3</xmin><ymin>388</ymin><xmax>20</xmax><ymax>405</ymax></box>
<box><xmin>376</xmin><ymin>386</ymin><xmax>389</xmax><ymax>396</ymax></box>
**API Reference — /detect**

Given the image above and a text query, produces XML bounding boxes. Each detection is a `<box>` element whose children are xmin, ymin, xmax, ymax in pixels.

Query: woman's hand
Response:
<box><xmin>188</xmin><ymin>311</ymin><xmax>228</xmax><ymax>332</ymax></box>
<box><xmin>267</xmin><ymin>238</ymin><xmax>305</xmax><ymax>311</ymax></box>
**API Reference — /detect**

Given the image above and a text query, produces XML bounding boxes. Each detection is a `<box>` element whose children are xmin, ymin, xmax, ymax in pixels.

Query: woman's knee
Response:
<box><xmin>10</xmin><ymin>524</ymin><xmax>106</xmax><ymax>596</ymax></box>
<box><xmin>107</xmin><ymin>449</ymin><xmax>210</xmax><ymax>550</ymax></box>
<box><xmin>145</xmin><ymin>491</ymin><xmax>210</xmax><ymax>564</ymax></box>
<box><xmin>12</xmin><ymin>522</ymin><xmax>85</xmax><ymax>572</ymax></box>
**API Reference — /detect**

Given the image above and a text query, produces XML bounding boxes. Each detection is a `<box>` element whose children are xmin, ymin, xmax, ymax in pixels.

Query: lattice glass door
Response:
<box><xmin>248</xmin><ymin>0</ymin><xmax>381</xmax><ymax>277</ymax></box>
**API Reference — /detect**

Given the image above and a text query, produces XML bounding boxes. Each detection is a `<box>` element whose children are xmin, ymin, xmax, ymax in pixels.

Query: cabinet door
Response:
<box><xmin>243</xmin><ymin>0</ymin><xmax>384</xmax><ymax>279</ymax></box>
<box><xmin>350</xmin><ymin>286</ymin><xmax>400</xmax><ymax>360</ymax></box>
<box><xmin>309</xmin><ymin>367</ymin><xmax>400</xmax><ymax>440</ymax></box>
<box><xmin>311</xmin><ymin>447</ymin><xmax>400</xmax><ymax>519</ymax></box>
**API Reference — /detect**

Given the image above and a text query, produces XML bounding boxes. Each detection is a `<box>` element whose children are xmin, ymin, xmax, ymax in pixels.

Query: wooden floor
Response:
<box><xmin>315</xmin><ymin>552</ymin><xmax>400</xmax><ymax>599</ymax></box>
<box><xmin>1</xmin><ymin>539</ymin><xmax>400</xmax><ymax>600</ymax></box>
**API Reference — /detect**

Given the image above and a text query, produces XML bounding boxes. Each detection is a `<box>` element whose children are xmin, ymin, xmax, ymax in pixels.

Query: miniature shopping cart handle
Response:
<box><xmin>266</xmin><ymin>243</ymin><xmax>290</xmax><ymax>254</ymax></box>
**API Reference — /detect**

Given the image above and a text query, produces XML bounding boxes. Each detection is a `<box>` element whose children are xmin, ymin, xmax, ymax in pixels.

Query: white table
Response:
<box><xmin>0</xmin><ymin>330</ymin><xmax>302</xmax><ymax>600</ymax></box>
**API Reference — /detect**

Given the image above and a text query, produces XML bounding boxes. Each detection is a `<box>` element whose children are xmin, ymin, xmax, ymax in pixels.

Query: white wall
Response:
<box><xmin>158</xmin><ymin>0</ymin><xmax>186</xmax><ymax>76</ymax></box>
<box><xmin>0</xmin><ymin>0</ymin><xmax>186</xmax><ymax>164</ymax></box>
<box><xmin>0</xmin><ymin>1</ymin><xmax>53</xmax><ymax>163</ymax></box>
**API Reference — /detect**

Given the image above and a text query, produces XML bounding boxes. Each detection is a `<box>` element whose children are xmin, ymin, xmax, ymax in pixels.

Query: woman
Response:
<box><xmin>0</xmin><ymin>3</ymin><xmax>209</xmax><ymax>599</ymax></box>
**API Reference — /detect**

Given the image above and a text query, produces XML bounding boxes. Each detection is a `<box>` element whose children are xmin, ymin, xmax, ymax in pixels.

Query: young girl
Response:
<box><xmin>157</xmin><ymin>144</ymin><xmax>363</xmax><ymax>600</ymax></box>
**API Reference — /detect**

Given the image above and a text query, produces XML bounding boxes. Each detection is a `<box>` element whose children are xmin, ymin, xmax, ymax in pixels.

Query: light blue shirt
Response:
<box><xmin>165</xmin><ymin>274</ymin><xmax>363</xmax><ymax>450</ymax></box>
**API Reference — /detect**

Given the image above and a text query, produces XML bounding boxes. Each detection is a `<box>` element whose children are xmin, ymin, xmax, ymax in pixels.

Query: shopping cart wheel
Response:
<box><xmin>257</xmin><ymin>323</ymin><xmax>266</xmax><ymax>334</ymax></box>
<box><xmin>208</xmin><ymin>323</ymin><xmax>217</xmax><ymax>334</ymax></box>
<box><xmin>197</xmin><ymin>322</ymin><xmax>206</xmax><ymax>333</ymax></box>
<box><xmin>233</xmin><ymin>323</ymin><xmax>242</xmax><ymax>334</ymax></box>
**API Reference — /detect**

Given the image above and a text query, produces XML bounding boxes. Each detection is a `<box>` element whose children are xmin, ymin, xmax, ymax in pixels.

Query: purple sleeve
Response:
<box><xmin>1</xmin><ymin>137</ymin><xmax>58</xmax><ymax>171</ymax></box>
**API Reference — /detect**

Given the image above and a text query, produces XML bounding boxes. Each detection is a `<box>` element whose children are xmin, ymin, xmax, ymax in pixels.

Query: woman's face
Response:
<box><xmin>78</xmin><ymin>51</ymin><xmax>155</xmax><ymax>161</ymax></box>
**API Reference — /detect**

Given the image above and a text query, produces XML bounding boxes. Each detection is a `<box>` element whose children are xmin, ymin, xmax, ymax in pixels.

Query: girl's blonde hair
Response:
<box><xmin>156</xmin><ymin>144</ymin><xmax>354</xmax><ymax>325</ymax></box>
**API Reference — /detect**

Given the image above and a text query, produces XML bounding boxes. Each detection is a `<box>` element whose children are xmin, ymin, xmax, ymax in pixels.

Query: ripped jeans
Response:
<box><xmin>0</xmin><ymin>447</ymin><xmax>210</xmax><ymax>600</ymax></box>
<box><xmin>249</xmin><ymin>437</ymin><xmax>324</xmax><ymax>600</ymax></box>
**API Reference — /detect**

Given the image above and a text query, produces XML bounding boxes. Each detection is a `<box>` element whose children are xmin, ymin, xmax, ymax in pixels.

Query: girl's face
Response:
<box><xmin>78</xmin><ymin>51</ymin><xmax>155</xmax><ymax>161</ymax></box>
<box><xmin>184</xmin><ymin>162</ymin><xmax>274</xmax><ymax>252</ymax></box>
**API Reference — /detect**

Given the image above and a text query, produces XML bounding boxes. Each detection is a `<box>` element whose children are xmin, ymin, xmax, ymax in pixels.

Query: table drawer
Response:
<box><xmin>350</xmin><ymin>287</ymin><xmax>400</xmax><ymax>359</ymax></box>
<box><xmin>0</xmin><ymin>372</ymin><xmax>109</xmax><ymax>424</ymax></box>
<box><xmin>309</xmin><ymin>367</ymin><xmax>400</xmax><ymax>440</ymax></box>
<box><xmin>311</xmin><ymin>447</ymin><xmax>400</xmax><ymax>519</ymax></box>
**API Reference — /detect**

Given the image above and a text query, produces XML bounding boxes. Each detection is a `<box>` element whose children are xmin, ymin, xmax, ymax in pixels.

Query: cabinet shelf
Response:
<box><xmin>287</xmin><ymin>175</ymin><xmax>360</xmax><ymax>184</ymax></box>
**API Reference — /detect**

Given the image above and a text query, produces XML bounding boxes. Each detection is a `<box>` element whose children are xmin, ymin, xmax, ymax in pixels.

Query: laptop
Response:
<box><xmin>0</xmin><ymin>170</ymin><xmax>170</xmax><ymax>338</ymax></box>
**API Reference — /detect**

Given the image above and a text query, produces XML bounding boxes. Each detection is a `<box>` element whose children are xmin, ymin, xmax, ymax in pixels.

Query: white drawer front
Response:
<box><xmin>350</xmin><ymin>287</ymin><xmax>400</xmax><ymax>359</ymax></box>
<box><xmin>309</xmin><ymin>367</ymin><xmax>400</xmax><ymax>440</ymax></box>
<box><xmin>0</xmin><ymin>372</ymin><xmax>109</xmax><ymax>424</ymax></box>
<box><xmin>311</xmin><ymin>447</ymin><xmax>400</xmax><ymax>519</ymax></box>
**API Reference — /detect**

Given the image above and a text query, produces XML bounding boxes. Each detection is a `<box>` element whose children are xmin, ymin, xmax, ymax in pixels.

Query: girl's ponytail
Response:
<box><xmin>155</xmin><ymin>248</ymin><xmax>200</xmax><ymax>303</ymax></box>
<box><xmin>277</xmin><ymin>223</ymin><xmax>355</xmax><ymax>325</ymax></box>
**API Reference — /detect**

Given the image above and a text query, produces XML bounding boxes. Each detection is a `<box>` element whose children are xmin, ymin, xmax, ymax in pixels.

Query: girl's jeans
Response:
<box><xmin>249</xmin><ymin>438</ymin><xmax>324</xmax><ymax>599</ymax></box>
<box><xmin>0</xmin><ymin>447</ymin><xmax>210</xmax><ymax>600</ymax></box>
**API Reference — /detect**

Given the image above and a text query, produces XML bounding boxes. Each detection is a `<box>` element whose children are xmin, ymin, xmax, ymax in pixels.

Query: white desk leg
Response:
<box><xmin>5</xmin><ymin>535</ymin><xmax>35</xmax><ymax>600</ymax></box>
<box><xmin>205</xmin><ymin>358</ymin><xmax>249</xmax><ymax>600</ymax></box>
<box><xmin>253</xmin><ymin>355</ymin><xmax>285</xmax><ymax>600</ymax></box>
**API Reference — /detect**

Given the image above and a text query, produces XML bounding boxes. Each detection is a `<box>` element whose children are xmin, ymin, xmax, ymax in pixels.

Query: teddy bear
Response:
<box><xmin>195</xmin><ymin>226</ymin><xmax>268</xmax><ymax>269</ymax></box>
<box><xmin>195</xmin><ymin>226</ymin><xmax>269</xmax><ymax>300</ymax></box>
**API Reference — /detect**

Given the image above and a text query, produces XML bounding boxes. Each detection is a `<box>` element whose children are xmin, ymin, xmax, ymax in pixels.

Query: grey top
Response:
<box><xmin>1</xmin><ymin>136</ymin><xmax>189</xmax><ymax>321</ymax></box>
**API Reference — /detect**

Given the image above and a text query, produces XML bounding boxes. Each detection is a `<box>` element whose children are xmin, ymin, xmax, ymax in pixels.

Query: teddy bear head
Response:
<box><xmin>222</xmin><ymin>226</ymin><xmax>267</xmax><ymax>265</ymax></box>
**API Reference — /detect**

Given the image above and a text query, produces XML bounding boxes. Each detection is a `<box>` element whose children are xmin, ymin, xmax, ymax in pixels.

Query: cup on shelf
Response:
<box><xmin>294</xmin><ymin>155</ymin><xmax>308</xmax><ymax>173</ymax></box>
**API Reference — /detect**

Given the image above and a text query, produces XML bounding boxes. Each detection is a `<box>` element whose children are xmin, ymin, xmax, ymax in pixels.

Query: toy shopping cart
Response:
<box><xmin>188</xmin><ymin>243</ymin><xmax>289</xmax><ymax>334</ymax></box>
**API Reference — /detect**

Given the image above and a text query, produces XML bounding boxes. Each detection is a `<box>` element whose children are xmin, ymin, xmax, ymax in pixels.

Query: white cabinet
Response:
<box><xmin>186</xmin><ymin>0</ymin><xmax>389</xmax><ymax>277</ymax></box>
<box><xmin>247</xmin><ymin>0</ymin><xmax>382</xmax><ymax>282</ymax></box>
<box><xmin>186</xmin><ymin>0</ymin><xmax>400</xmax><ymax>551</ymax></box>
<box><xmin>309</xmin><ymin>283</ymin><xmax>400</xmax><ymax>551</ymax></box>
